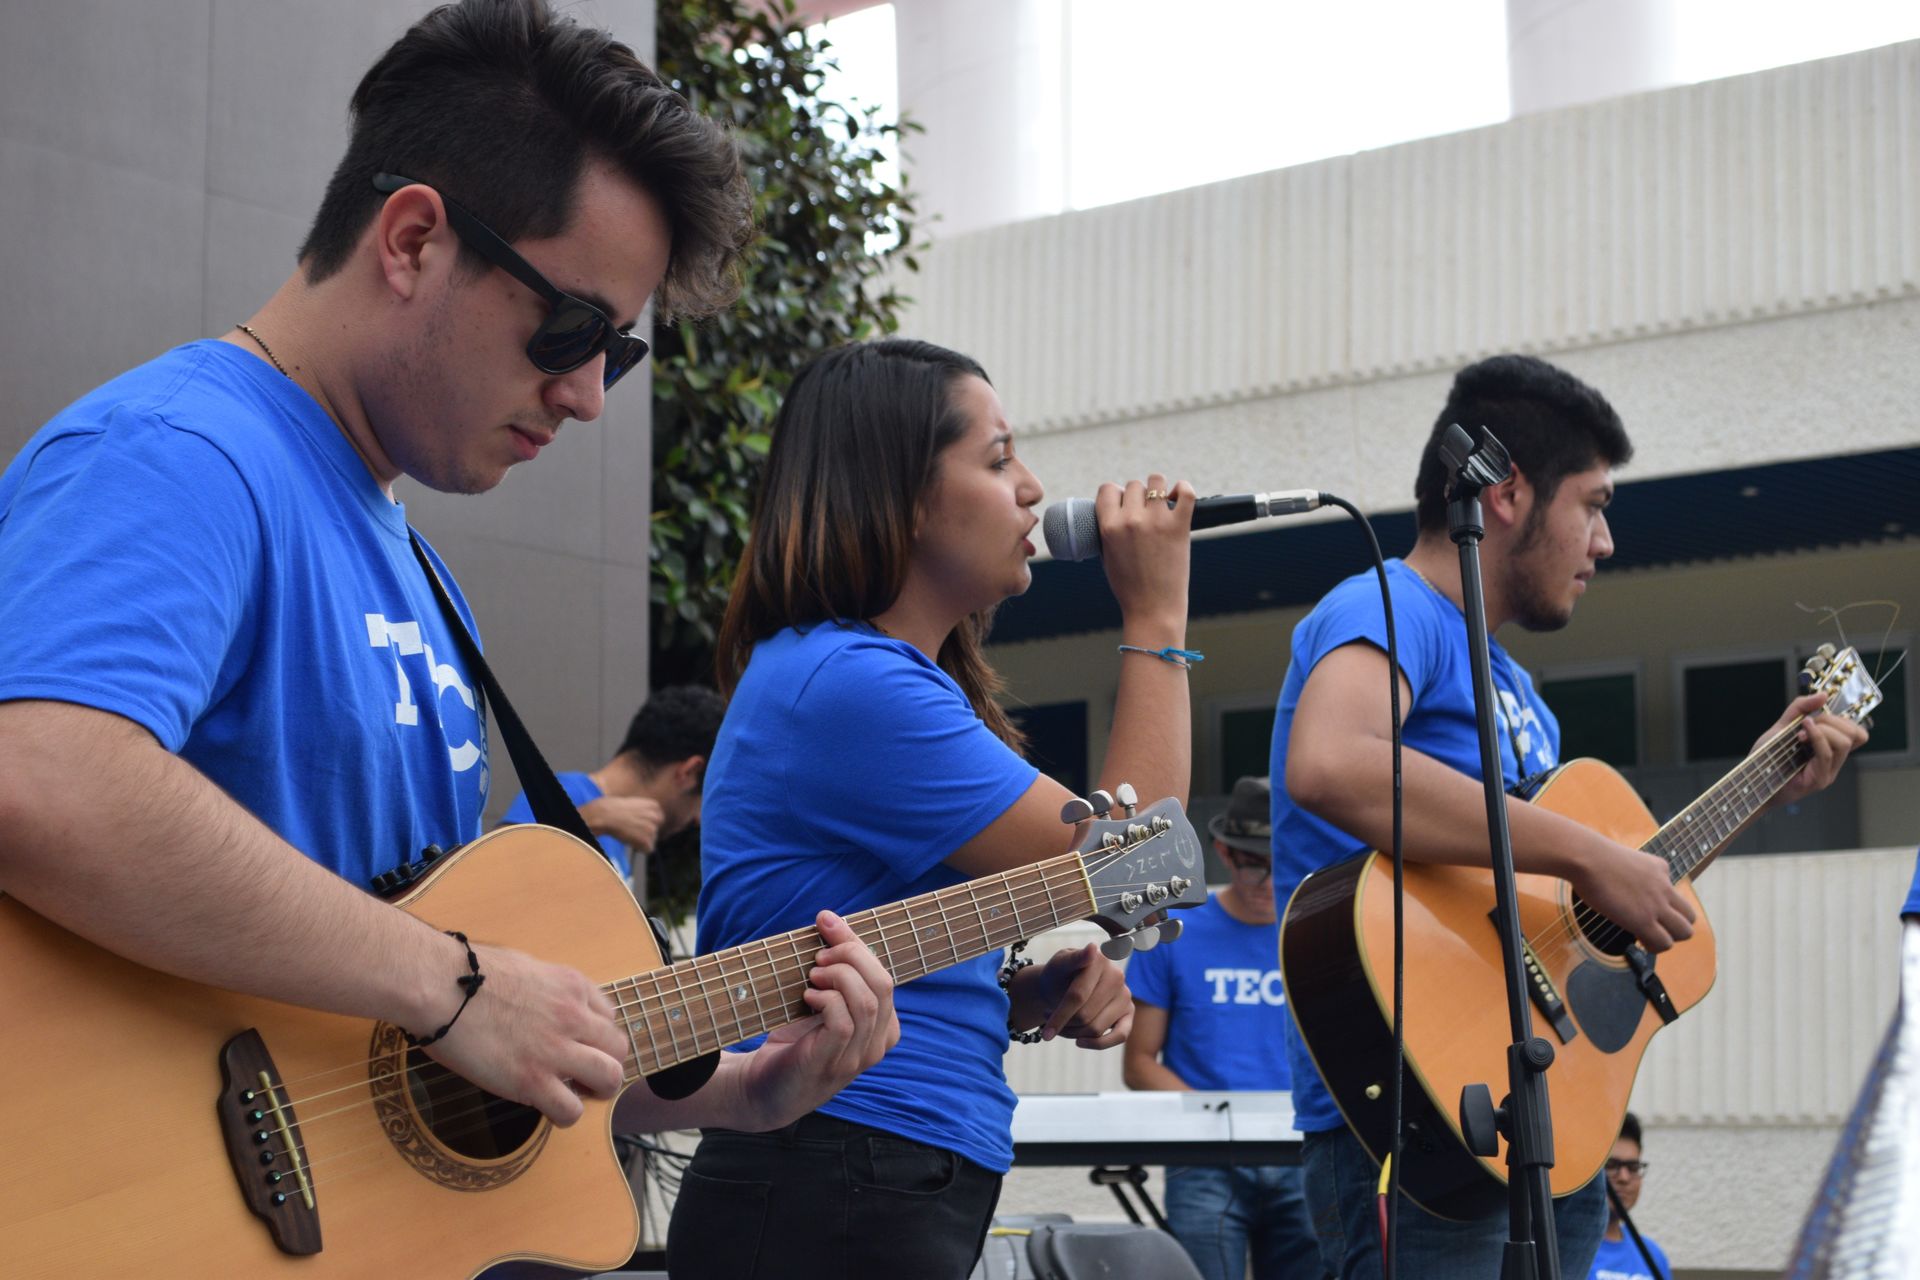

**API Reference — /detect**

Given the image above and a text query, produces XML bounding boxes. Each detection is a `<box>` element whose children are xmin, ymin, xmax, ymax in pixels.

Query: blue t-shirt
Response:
<box><xmin>0</xmin><ymin>341</ymin><xmax>488</xmax><ymax>887</ymax></box>
<box><xmin>502</xmin><ymin>772</ymin><xmax>629</xmax><ymax>877</ymax></box>
<box><xmin>1270</xmin><ymin>559</ymin><xmax>1560</xmax><ymax>1133</ymax></box>
<box><xmin>1587</xmin><ymin>1233</ymin><xmax>1669</xmax><ymax>1280</ymax></box>
<box><xmin>1125</xmin><ymin>895</ymin><xmax>1292</xmax><ymax>1092</ymax></box>
<box><xmin>695</xmin><ymin>623</ymin><xmax>1039</xmax><ymax>1172</ymax></box>
<box><xmin>1903</xmin><ymin>845</ymin><xmax>1920</xmax><ymax>916</ymax></box>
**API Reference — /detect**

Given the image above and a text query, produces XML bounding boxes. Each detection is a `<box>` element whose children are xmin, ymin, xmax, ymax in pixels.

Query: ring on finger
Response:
<box><xmin>1142</xmin><ymin>488</ymin><xmax>1168</xmax><ymax>501</ymax></box>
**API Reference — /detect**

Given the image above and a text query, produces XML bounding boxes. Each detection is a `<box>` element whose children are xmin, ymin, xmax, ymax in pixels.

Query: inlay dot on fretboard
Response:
<box><xmin>669</xmin><ymin>1009</ymin><xmax>683</xmax><ymax>1021</ymax></box>
<box><xmin>733</xmin><ymin>985</ymin><xmax>748</xmax><ymax>1001</ymax></box>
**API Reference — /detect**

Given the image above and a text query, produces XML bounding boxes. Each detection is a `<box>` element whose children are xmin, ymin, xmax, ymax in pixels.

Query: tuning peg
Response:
<box><xmin>1158</xmin><ymin>918</ymin><xmax>1184</xmax><ymax>944</ymax></box>
<box><xmin>1100</xmin><ymin>934</ymin><xmax>1134</xmax><ymax>961</ymax></box>
<box><xmin>1797</xmin><ymin>668</ymin><xmax>1815</xmax><ymax>692</ymax></box>
<box><xmin>1131</xmin><ymin>925</ymin><xmax>1161</xmax><ymax>951</ymax></box>
<box><xmin>1115</xmin><ymin>782</ymin><xmax>1138</xmax><ymax>817</ymax></box>
<box><xmin>1060</xmin><ymin>796</ymin><xmax>1095</xmax><ymax>825</ymax></box>
<box><xmin>1088</xmin><ymin>789</ymin><xmax>1115</xmax><ymax>817</ymax></box>
<box><xmin>1817</xmin><ymin>643</ymin><xmax>1838</xmax><ymax>661</ymax></box>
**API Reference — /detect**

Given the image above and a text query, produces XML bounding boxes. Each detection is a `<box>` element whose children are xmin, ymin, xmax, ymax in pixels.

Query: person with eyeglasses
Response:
<box><xmin>0</xmin><ymin>0</ymin><xmax>896</xmax><ymax>1155</ymax></box>
<box><xmin>1588</xmin><ymin>1112</ymin><xmax>1671</xmax><ymax>1280</ymax></box>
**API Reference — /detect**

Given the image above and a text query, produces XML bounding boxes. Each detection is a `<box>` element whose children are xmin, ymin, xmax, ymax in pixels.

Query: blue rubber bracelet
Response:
<box><xmin>1117</xmin><ymin>644</ymin><xmax>1205</xmax><ymax>667</ymax></box>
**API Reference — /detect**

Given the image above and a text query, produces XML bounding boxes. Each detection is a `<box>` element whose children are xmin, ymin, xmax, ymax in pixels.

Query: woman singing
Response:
<box><xmin>666</xmin><ymin>338</ymin><xmax>1195</xmax><ymax>1279</ymax></box>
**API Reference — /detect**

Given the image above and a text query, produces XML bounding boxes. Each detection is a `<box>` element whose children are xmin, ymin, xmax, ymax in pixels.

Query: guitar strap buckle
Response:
<box><xmin>1623</xmin><ymin>946</ymin><xmax>1679</xmax><ymax>1024</ymax></box>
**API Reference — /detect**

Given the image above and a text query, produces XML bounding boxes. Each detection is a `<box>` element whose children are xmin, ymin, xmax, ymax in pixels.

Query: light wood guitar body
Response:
<box><xmin>0</xmin><ymin>827</ymin><xmax>653</xmax><ymax>1279</ymax></box>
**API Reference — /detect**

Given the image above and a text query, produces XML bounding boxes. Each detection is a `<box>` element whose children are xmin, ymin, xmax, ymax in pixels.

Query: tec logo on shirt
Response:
<box><xmin>365</xmin><ymin>612</ymin><xmax>485</xmax><ymax>781</ymax></box>
<box><xmin>1204</xmin><ymin>967</ymin><xmax>1286</xmax><ymax>1007</ymax></box>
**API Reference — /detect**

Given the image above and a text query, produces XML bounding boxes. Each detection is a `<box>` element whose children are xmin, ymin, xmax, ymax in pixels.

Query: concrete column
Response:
<box><xmin>894</xmin><ymin>0</ymin><xmax>1067</xmax><ymax>237</ymax></box>
<box><xmin>1507</xmin><ymin>0</ymin><xmax>1679</xmax><ymax>116</ymax></box>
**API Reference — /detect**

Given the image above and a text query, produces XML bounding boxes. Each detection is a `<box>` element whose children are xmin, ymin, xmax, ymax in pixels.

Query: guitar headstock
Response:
<box><xmin>1065</xmin><ymin>785</ymin><xmax>1207</xmax><ymax>959</ymax></box>
<box><xmin>1801</xmin><ymin>644</ymin><xmax>1885</xmax><ymax>725</ymax></box>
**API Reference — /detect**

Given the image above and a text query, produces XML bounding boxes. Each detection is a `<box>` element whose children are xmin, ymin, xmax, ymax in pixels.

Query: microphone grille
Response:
<box><xmin>1041</xmin><ymin>498</ymin><xmax>1101</xmax><ymax>562</ymax></box>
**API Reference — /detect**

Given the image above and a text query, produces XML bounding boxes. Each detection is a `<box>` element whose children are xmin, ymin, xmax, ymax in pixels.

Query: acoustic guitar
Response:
<box><xmin>0</xmin><ymin>795</ymin><xmax>1202</xmax><ymax>1277</ymax></box>
<box><xmin>1280</xmin><ymin>645</ymin><xmax>1884</xmax><ymax>1220</ymax></box>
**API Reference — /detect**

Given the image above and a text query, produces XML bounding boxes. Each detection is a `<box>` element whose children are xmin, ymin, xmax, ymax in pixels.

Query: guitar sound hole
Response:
<box><xmin>404</xmin><ymin>1046</ymin><xmax>541</xmax><ymax>1159</ymax></box>
<box><xmin>1569</xmin><ymin>894</ymin><xmax>1633</xmax><ymax>957</ymax></box>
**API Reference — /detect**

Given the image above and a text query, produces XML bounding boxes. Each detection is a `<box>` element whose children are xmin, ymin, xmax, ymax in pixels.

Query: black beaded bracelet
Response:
<box><xmin>998</xmin><ymin>941</ymin><xmax>1045</xmax><ymax>1045</ymax></box>
<box><xmin>405</xmin><ymin>930</ymin><xmax>487</xmax><ymax>1048</ymax></box>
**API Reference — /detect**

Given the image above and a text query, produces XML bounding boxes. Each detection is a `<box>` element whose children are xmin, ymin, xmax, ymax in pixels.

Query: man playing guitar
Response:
<box><xmin>1270</xmin><ymin>354</ymin><xmax>1867</xmax><ymax>1278</ymax></box>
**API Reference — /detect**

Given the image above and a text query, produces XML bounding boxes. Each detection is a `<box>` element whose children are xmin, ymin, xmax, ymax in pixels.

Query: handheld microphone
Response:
<box><xmin>1040</xmin><ymin>490</ymin><xmax>1326</xmax><ymax>562</ymax></box>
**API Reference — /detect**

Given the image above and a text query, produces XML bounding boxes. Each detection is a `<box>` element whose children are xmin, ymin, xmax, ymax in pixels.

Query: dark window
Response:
<box><xmin>1538</xmin><ymin>672</ymin><xmax>1639</xmax><ymax>767</ymax></box>
<box><xmin>1009</xmin><ymin>701</ymin><xmax>1089</xmax><ymax>798</ymax></box>
<box><xmin>1219</xmin><ymin>705</ymin><xmax>1277</xmax><ymax>793</ymax></box>
<box><xmin>1683</xmin><ymin>658</ymin><xmax>1789</xmax><ymax>762</ymax></box>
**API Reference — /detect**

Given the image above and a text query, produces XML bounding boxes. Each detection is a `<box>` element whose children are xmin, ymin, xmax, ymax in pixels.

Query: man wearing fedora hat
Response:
<box><xmin>1123</xmin><ymin>775</ymin><xmax>1325</xmax><ymax>1280</ymax></box>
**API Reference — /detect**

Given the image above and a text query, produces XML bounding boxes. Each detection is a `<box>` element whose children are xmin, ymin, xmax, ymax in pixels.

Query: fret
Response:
<box><xmin>715</xmin><ymin>950</ymin><xmax>751</xmax><ymax>1045</ymax></box>
<box><xmin>614</xmin><ymin>978</ymin><xmax>645</xmax><ymax>1076</ymax></box>
<box><xmin>633</xmin><ymin>976</ymin><xmax>666</xmax><ymax>1075</ymax></box>
<box><xmin>787</xmin><ymin>929</ymin><xmax>814</xmax><ymax>1018</ymax></box>
<box><xmin>870</xmin><ymin>904</ymin><xmax>898</xmax><ymax>974</ymax></box>
<box><xmin>967</xmin><ymin>881</ymin><xmax>993</xmax><ymax>955</ymax></box>
<box><xmin>745</xmin><ymin>937</ymin><xmax>776</xmax><ymax>1035</ymax></box>
<box><xmin>660</xmin><ymin>964</ymin><xmax>694</xmax><ymax>1065</ymax></box>
<box><xmin>691</xmin><ymin>955</ymin><xmax>726</xmax><ymax>1055</ymax></box>
<box><xmin>932</xmin><ymin>890</ymin><xmax>961</xmax><ymax>971</ymax></box>
<box><xmin>1003</xmin><ymin>869</ymin><xmax>1028</xmax><ymax>942</ymax></box>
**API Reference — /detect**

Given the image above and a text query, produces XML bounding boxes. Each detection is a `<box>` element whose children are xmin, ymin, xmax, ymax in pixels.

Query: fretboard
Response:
<box><xmin>606</xmin><ymin>850</ymin><xmax>1096</xmax><ymax>1079</ymax></box>
<box><xmin>1647</xmin><ymin>722</ymin><xmax>1813</xmax><ymax>882</ymax></box>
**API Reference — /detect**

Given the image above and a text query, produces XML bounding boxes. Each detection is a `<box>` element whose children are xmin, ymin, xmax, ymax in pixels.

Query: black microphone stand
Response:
<box><xmin>1441</xmin><ymin>424</ymin><xmax>1561</xmax><ymax>1280</ymax></box>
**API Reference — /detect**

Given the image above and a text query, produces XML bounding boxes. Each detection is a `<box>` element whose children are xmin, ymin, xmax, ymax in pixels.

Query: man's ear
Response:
<box><xmin>1482</xmin><ymin>463</ymin><xmax>1532</xmax><ymax>535</ymax></box>
<box><xmin>370</xmin><ymin>182</ymin><xmax>459</xmax><ymax>302</ymax></box>
<box><xmin>673</xmin><ymin>755</ymin><xmax>706</xmax><ymax>792</ymax></box>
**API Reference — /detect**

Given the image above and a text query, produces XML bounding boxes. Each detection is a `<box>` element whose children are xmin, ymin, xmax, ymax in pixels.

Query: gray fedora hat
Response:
<box><xmin>1208</xmin><ymin>775</ymin><xmax>1273</xmax><ymax>857</ymax></box>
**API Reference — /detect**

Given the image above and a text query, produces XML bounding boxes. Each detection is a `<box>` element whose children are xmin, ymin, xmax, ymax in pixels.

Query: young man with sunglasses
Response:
<box><xmin>0</xmin><ymin>0</ymin><xmax>896</xmax><ymax>1148</ymax></box>
<box><xmin>1122</xmin><ymin>775</ymin><xmax>1325</xmax><ymax>1280</ymax></box>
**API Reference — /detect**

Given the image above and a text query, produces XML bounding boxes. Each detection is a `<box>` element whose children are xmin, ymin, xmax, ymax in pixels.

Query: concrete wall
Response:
<box><xmin>0</xmin><ymin>0</ymin><xmax>660</xmax><ymax>817</ymax></box>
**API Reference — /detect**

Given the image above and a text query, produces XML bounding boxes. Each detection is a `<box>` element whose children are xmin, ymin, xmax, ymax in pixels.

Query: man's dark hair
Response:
<box><xmin>619</xmin><ymin>685</ymin><xmax>726</xmax><ymax>784</ymax></box>
<box><xmin>1619</xmin><ymin>1110</ymin><xmax>1643</xmax><ymax>1147</ymax></box>
<box><xmin>1413</xmin><ymin>355</ymin><xmax>1633</xmax><ymax>533</ymax></box>
<box><xmin>297</xmin><ymin>0</ymin><xmax>751</xmax><ymax>320</ymax></box>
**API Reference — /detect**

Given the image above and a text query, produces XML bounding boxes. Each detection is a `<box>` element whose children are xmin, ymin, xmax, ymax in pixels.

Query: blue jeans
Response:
<box><xmin>1300</xmin><ymin>1127</ymin><xmax>1606</xmax><ymax>1280</ymax></box>
<box><xmin>1163</xmin><ymin>1163</ymin><xmax>1325</xmax><ymax>1280</ymax></box>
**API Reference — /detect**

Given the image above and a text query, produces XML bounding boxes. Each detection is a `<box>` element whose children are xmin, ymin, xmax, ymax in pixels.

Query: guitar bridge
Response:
<box><xmin>1494</xmin><ymin>915</ymin><xmax>1579</xmax><ymax>1045</ymax></box>
<box><xmin>216</xmin><ymin>1029</ymin><xmax>321</xmax><ymax>1256</ymax></box>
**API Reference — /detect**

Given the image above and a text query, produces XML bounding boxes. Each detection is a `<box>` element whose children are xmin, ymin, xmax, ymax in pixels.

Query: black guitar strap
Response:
<box><xmin>407</xmin><ymin>530</ymin><xmax>599</xmax><ymax>851</ymax></box>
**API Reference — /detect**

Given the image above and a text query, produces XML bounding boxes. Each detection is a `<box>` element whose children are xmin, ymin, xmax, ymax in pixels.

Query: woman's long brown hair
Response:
<box><xmin>715</xmin><ymin>339</ymin><xmax>1026</xmax><ymax>751</ymax></box>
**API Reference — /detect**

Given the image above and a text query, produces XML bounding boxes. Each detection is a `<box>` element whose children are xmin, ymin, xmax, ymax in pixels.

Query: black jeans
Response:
<box><xmin>666</xmin><ymin>1111</ymin><xmax>1003</xmax><ymax>1280</ymax></box>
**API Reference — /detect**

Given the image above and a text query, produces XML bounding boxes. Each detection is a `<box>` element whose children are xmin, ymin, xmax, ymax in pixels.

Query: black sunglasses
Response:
<box><xmin>372</xmin><ymin>173</ymin><xmax>649</xmax><ymax>390</ymax></box>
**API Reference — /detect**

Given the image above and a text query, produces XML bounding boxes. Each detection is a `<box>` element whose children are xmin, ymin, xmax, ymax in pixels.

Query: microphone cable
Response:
<box><xmin>1316</xmin><ymin>494</ymin><xmax>1406</xmax><ymax>1280</ymax></box>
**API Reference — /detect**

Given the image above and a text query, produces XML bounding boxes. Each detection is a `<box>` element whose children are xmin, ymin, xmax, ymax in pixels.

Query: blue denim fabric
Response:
<box><xmin>1300</xmin><ymin>1127</ymin><xmax>1605</xmax><ymax>1280</ymax></box>
<box><xmin>1163</xmin><ymin>1163</ymin><xmax>1326</xmax><ymax>1280</ymax></box>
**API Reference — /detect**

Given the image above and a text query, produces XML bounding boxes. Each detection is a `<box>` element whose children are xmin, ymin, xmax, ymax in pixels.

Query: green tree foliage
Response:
<box><xmin>650</xmin><ymin>0</ymin><xmax>923</xmax><ymax>688</ymax></box>
<box><xmin>644</xmin><ymin>0</ymin><xmax>923</xmax><ymax>920</ymax></box>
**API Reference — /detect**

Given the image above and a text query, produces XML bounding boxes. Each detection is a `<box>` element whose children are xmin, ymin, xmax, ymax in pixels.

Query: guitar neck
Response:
<box><xmin>1646</xmin><ymin>720</ymin><xmax>1814</xmax><ymax>883</ymax></box>
<box><xmin>608</xmin><ymin>851</ymin><xmax>1096</xmax><ymax>1078</ymax></box>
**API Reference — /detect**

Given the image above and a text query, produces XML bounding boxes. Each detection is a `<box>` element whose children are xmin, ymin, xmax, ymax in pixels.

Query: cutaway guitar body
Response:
<box><xmin>0</xmin><ymin>827</ymin><xmax>653</xmax><ymax>1279</ymax></box>
<box><xmin>1281</xmin><ymin>758</ymin><xmax>1717</xmax><ymax>1220</ymax></box>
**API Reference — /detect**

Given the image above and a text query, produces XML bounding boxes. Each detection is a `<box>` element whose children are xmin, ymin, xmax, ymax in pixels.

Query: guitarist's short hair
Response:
<box><xmin>1413</xmin><ymin>355</ymin><xmax>1634</xmax><ymax>533</ymax></box>
<box><xmin>618</xmin><ymin>685</ymin><xmax>727</xmax><ymax>786</ymax></box>
<box><xmin>1619</xmin><ymin>1110</ymin><xmax>1643</xmax><ymax>1147</ymax></box>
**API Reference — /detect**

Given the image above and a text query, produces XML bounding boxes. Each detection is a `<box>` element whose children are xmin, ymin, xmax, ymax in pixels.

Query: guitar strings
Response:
<box><xmin>256</xmin><ymin>838</ymin><xmax>1181</xmax><ymax>1194</ymax></box>
<box><xmin>1520</xmin><ymin>710</ymin><xmax>1822</xmax><ymax>962</ymax></box>
<box><xmin>284</xmin><ymin>856</ymin><xmax>1173</xmax><ymax>1193</ymax></box>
